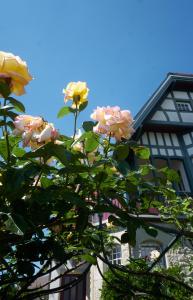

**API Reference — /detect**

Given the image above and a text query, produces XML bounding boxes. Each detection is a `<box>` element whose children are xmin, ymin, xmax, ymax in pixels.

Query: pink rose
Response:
<box><xmin>91</xmin><ymin>106</ymin><xmax>134</xmax><ymax>141</ymax></box>
<box><xmin>13</xmin><ymin>115</ymin><xmax>59</xmax><ymax>148</ymax></box>
<box><xmin>36</xmin><ymin>123</ymin><xmax>59</xmax><ymax>143</ymax></box>
<box><xmin>13</xmin><ymin>115</ymin><xmax>43</xmax><ymax>133</ymax></box>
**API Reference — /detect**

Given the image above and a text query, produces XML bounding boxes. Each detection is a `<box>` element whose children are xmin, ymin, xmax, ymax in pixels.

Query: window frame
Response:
<box><xmin>109</xmin><ymin>244</ymin><xmax>122</xmax><ymax>265</ymax></box>
<box><xmin>139</xmin><ymin>240</ymin><xmax>166</xmax><ymax>268</ymax></box>
<box><xmin>152</xmin><ymin>157</ymin><xmax>191</xmax><ymax>193</ymax></box>
<box><xmin>176</xmin><ymin>101</ymin><xmax>192</xmax><ymax>112</ymax></box>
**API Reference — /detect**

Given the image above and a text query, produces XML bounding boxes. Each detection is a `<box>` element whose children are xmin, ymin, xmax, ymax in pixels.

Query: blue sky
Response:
<box><xmin>2</xmin><ymin>0</ymin><xmax>193</xmax><ymax>135</ymax></box>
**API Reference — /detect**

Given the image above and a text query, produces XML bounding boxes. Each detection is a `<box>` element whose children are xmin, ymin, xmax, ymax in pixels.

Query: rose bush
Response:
<box><xmin>0</xmin><ymin>51</ymin><xmax>192</xmax><ymax>299</ymax></box>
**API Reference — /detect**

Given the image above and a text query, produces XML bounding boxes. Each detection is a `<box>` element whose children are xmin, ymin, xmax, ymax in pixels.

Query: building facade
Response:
<box><xmin>47</xmin><ymin>73</ymin><xmax>193</xmax><ymax>300</ymax></box>
<box><xmin>89</xmin><ymin>73</ymin><xmax>193</xmax><ymax>300</ymax></box>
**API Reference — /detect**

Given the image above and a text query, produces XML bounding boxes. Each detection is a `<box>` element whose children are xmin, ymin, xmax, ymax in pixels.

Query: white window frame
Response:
<box><xmin>109</xmin><ymin>244</ymin><xmax>122</xmax><ymax>265</ymax></box>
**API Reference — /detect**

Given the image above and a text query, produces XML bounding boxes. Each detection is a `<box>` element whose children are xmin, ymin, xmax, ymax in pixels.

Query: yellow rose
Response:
<box><xmin>63</xmin><ymin>81</ymin><xmax>89</xmax><ymax>108</ymax></box>
<box><xmin>0</xmin><ymin>51</ymin><xmax>32</xmax><ymax>96</ymax></box>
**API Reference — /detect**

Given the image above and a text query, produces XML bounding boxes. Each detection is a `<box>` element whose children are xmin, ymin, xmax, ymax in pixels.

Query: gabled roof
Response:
<box><xmin>133</xmin><ymin>73</ymin><xmax>193</xmax><ymax>132</ymax></box>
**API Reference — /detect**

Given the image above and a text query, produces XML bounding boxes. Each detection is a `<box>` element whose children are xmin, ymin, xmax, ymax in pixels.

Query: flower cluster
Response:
<box><xmin>0</xmin><ymin>51</ymin><xmax>32</xmax><ymax>96</ymax></box>
<box><xmin>90</xmin><ymin>106</ymin><xmax>134</xmax><ymax>141</ymax></box>
<box><xmin>13</xmin><ymin>115</ymin><xmax>59</xmax><ymax>149</ymax></box>
<box><xmin>63</xmin><ymin>81</ymin><xmax>89</xmax><ymax>108</ymax></box>
<box><xmin>149</xmin><ymin>250</ymin><xmax>160</xmax><ymax>261</ymax></box>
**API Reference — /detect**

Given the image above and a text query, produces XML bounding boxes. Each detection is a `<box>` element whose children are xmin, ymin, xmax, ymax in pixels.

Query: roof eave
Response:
<box><xmin>133</xmin><ymin>73</ymin><xmax>193</xmax><ymax>133</ymax></box>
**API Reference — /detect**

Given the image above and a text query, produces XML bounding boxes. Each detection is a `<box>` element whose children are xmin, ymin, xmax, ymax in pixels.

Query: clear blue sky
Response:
<box><xmin>2</xmin><ymin>0</ymin><xmax>193</xmax><ymax>135</ymax></box>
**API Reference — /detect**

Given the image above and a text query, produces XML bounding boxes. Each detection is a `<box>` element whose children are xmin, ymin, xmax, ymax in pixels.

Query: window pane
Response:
<box><xmin>153</xmin><ymin>159</ymin><xmax>167</xmax><ymax>169</ymax></box>
<box><xmin>109</xmin><ymin>244</ymin><xmax>122</xmax><ymax>265</ymax></box>
<box><xmin>61</xmin><ymin>275</ymin><xmax>86</xmax><ymax>300</ymax></box>
<box><xmin>176</xmin><ymin>101</ymin><xmax>192</xmax><ymax>112</ymax></box>
<box><xmin>170</xmin><ymin>160</ymin><xmax>190</xmax><ymax>192</ymax></box>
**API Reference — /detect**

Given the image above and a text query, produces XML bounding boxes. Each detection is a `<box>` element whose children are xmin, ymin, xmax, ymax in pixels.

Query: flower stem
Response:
<box><xmin>104</xmin><ymin>134</ymin><xmax>111</xmax><ymax>159</ymax></box>
<box><xmin>72</xmin><ymin>103</ymin><xmax>78</xmax><ymax>141</ymax></box>
<box><xmin>3</xmin><ymin>98</ymin><xmax>10</xmax><ymax>162</ymax></box>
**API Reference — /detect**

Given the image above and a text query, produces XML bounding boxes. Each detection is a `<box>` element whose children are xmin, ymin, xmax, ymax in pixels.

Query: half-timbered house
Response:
<box><xmin>48</xmin><ymin>73</ymin><xmax>193</xmax><ymax>300</ymax></box>
<box><xmin>89</xmin><ymin>73</ymin><xmax>193</xmax><ymax>300</ymax></box>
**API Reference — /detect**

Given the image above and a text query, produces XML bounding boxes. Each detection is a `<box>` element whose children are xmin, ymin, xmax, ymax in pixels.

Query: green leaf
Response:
<box><xmin>0</xmin><ymin>81</ymin><xmax>11</xmax><ymax>98</ymax></box>
<box><xmin>6</xmin><ymin>110</ymin><xmax>18</xmax><ymax>120</ymax></box>
<box><xmin>7</xmin><ymin>121</ymin><xmax>15</xmax><ymax>129</ymax></box>
<box><xmin>0</xmin><ymin>120</ymin><xmax>6</xmax><ymax>127</ymax></box>
<box><xmin>115</xmin><ymin>144</ymin><xmax>129</xmax><ymax>161</ymax></box>
<box><xmin>95</xmin><ymin>171</ymin><xmax>108</xmax><ymax>182</ymax></box>
<box><xmin>161</xmin><ymin>168</ymin><xmax>180</xmax><ymax>183</ymax></box>
<box><xmin>116</xmin><ymin>160</ymin><xmax>130</xmax><ymax>175</ymax></box>
<box><xmin>0</xmin><ymin>139</ymin><xmax>8</xmax><ymax>160</ymax></box>
<box><xmin>49</xmin><ymin>144</ymin><xmax>74</xmax><ymax>164</ymax></box>
<box><xmin>3</xmin><ymin>164</ymin><xmax>40</xmax><ymax>196</ymax></box>
<box><xmin>121</xmin><ymin>230</ymin><xmax>136</xmax><ymax>247</ymax></box>
<box><xmin>0</xmin><ymin>105</ymin><xmax>14</xmax><ymax>117</ymax></box>
<box><xmin>40</xmin><ymin>176</ymin><xmax>53</xmax><ymax>188</ymax></box>
<box><xmin>144</xmin><ymin>226</ymin><xmax>158</xmax><ymax>237</ymax></box>
<box><xmin>7</xmin><ymin>97</ymin><xmax>25</xmax><ymax>112</ymax></box>
<box><xmin>63</xmin><ymin>191</ymin><xmax>86</xmax><ymax>207</ymax></box>
<box><xmin>82</xmin><ymin>121</ymin><xmax>95</xmax><ymax>132</ymax></box>
<box><xmin>11</xmin><ymin>213</ymin><xmax>29</xmax><ymax>234</ymax></box>
<box><xmin>108</xmin><ymin>215</ymin><xmax>125</xmax><ymax>227</ymax></box>
<box><xmin>76</xmin><ymin>207</ymin><xmax>89</xmax><ymax>232</ymax></box>
<box><xmin>85</xmin><ymin>132</ymin><xmax>99</xmax><ymax>152</ymax></box>
<box><xmin>138</xmin><ymin>164</ymin><xmax>154</xmax><ymax>176</ymax></box>
<box><xmin>79</xmin><ymin>101</ymin><xmax>88</xmax><ymax>112</ymax></box>
<box><xmin>81</xmin><ymin>254</ymin><xmax>97</xmax><ymax>264</ymax></box>
<box><xmin>12</xmin><ymin>147</ymin><xmax>26</xmax><ymax>158</ymax></box>
<box><xmin>59</xmin><ymin>165</ymin><xmax>89</xmax><ymax>174</ymax></box>
<box><xmin>57</xmin><ymin>106</ymin><xmax>71</xmax><ymax>118</ymax></box>
<box><xmin>17</xmin><ymin>261</ymin><xmax>35</xmax><ymax>276</ymax></box>
<box><xmin>5</xmin><ymin>214</ymin><xmax>24</xmax><ymax>235</ymax></box>
<box><xmin>135</xmin><ymin>146</ymin><xmax>150</xmax><ymax>160</ymax></box>
<box><xmin>121</xmin><ymin>232</ymin><xmax>130</xmax><ymax>243</ymax></box>
<box><xmin>23</xmin><ymin>143</ymin><xmax>74</xmax><ymax>165</ymax></box>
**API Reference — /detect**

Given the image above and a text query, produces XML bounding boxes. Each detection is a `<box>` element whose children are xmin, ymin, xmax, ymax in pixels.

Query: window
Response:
<box><xmin>109</xmin><ymin>244</ymin><xmax>122</xmax><ymax>265</ymax></box>
<box><xmin>140</xmin><ymin>240</ymin><xmax>165</xmax><ymax>267</ymax></box>
<box><xmin>176</xmin><ymin>101</ymin><xmax>192</xmax><ymax>112</ymax></box>
<box><xmin>153</xmin><ymin>158</ymin><xmax>190</xmax><ymax>192</ymax></box>
<box><xmin>60</xmin><ymin>274</ymin><xmax>87</xmax><ymax>300</ymax></box>
<box><xmin>170</xmin><ymin>160</ymin><xmax>187</xmax><ymax>191</ymax></box>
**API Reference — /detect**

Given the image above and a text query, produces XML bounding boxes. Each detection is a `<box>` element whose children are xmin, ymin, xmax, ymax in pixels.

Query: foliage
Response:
<box><xmin>0</xmin><ymin>53</ymin><xmax>193</xmax><ymax>299</ymax></box>
<box><xmin>100</xmin><ymin>261</ymin><xmax>193</xmax><ymax>300</ymax></box>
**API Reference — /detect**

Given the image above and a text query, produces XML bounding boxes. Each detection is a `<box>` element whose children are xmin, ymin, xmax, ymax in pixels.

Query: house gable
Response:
<box><xmin>148</xmin><ymin>90</ymin><xmax>193</xmax><ymax>124</ymax></box>
<box><xmin>133</xmin><ymin>73</ymin><xmax>193</xmax><ymax>134</ymax></box>
<box><xmin>133</xmin><ymin>73</ymin><xmax>193</xmax><ymax>195</ymax></box>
